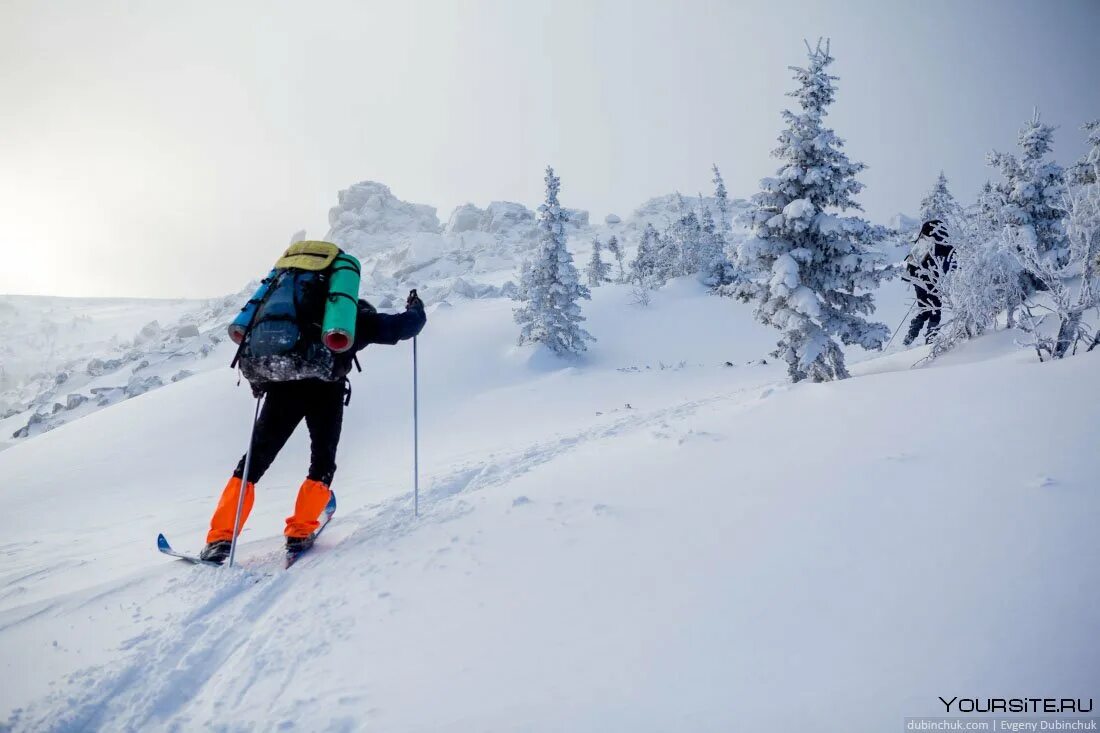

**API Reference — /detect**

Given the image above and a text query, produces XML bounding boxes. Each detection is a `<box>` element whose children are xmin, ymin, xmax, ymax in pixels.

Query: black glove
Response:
<box><xmin>250</xmin><ymin>381</ymin><xmax>267</xmax><ymax>399</ymax></box>
<box><xmin>406</xmin><ymin>289</ymin><xmax>423</xmax><ymax>310</ymax></box>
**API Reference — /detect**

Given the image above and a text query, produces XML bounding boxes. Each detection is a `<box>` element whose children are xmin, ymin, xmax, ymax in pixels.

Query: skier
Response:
<box><xmin>903</xmin><ymin>219</ymin><xmax>955</xmax><ymax>346</ymax></box>
<box><xmin>200</xmin><ymin>290</ymin><xmax>426</xmax><ymax>563</ymax></box>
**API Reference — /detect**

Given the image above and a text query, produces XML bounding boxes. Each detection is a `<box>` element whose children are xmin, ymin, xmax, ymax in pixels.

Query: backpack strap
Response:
<box><xmin>328</xmin><ymin>292</ymin><xmax>359</xmax><ymax>306</ymax></box>
<box><xmin>326</xmin><ymin>255</ymin><xmax>361</xmax><ymax>308</ymax></box>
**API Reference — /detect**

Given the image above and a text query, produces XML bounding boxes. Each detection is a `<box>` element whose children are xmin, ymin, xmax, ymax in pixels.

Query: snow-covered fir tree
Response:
<box><xmin>585</xmin><ymin>237</ymin><xmax>612</xmax><ymax>288</ymax></box>
<box><xmin>975</xmin><ymin>180</ymin><xmax>1003</xmax><ymax>235</ymax></box>
<box><xmin>630</xmin><ymin>223</ymin><xmax>663</xmax><ymax>285</ymax></box>
<box><xmin>705</xmin><ymin>172</ymin><xmax>738</xmax><ymax>287</ymax></box>
<box><xmin>919</xmin><ymin>171</ymin><xmax>962</xmax><ymax>225</ymax></box>
<box><xmin>515</xmin><ymin>257</ymin><xmax>532</xmax><ymax>293</ymax></box>
<box><xmin>654</xmin><ymin>223</ymin><xmax>683</xmax><ymax>283</ymax></box>
<box><xmin>1015</xmin><ymin>120</ymin><xmax>1100</xmax><ymax>359</ymax></box>
<box><xmin>669</xmin><ymin>194</ymin><xmax>703</xmax><ymax>276</ymax></box>
<box><xmin>698</xmin><ymin>199</ymin><xmax>729</xmax><ymax>286</ymax></box>
<box><xmin>628</xmin><ymin>223</ymin><xmax>667</xmax><ymax>305</ymax></box>
<box><xmin>605</xmin><ymin>235</ymin><xmax>626</xmax><ymax>283</ymax></box>
<box><xmin>1068</xmin><ymin>119</ymin><xmax>1100</xmax><ymax>187</ymax></box>
<box><xmin>513</xmin><ymin>167</ymin><xmax>594</xmax><ymax>356</ymax></box>
<box><xmin>987</xmin><ymin>111</ymin><xmax>1069</xmax><ymax>268</ymax></box>
<box><xmin>712</xmin><ymin>164</ymin><xmax>730</xmax><ymax>232</ymax></box>
<box><xmin>726</xmin><ymin>39</ymin><xmax>890</xmax><ymax>382</ymax></box>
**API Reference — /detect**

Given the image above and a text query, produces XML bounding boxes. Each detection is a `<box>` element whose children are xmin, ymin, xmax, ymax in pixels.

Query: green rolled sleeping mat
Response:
<box><xmin>321</xmin><ymin>251</ymin><xmax>361</xmax><ymax>353</ymax></box>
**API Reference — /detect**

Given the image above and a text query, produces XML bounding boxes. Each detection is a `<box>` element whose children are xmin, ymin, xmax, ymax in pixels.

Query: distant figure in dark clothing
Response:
<box><xmin>904</xmin><ymin>219</ymin><xmax>956</xmax><ymax>346</ymax></box>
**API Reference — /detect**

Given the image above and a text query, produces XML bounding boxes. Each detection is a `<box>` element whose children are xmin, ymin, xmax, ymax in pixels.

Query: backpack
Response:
<box><xmin>230</xmin><ymin>241</ymin><xmax>352</xmax><ymax>384</ymax></box>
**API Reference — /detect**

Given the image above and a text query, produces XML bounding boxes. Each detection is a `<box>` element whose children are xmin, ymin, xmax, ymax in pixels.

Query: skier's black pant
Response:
<box><xmin>906</xmin><ymin>287</ymin><xmax>942</xmax><ymax>342</ymax></box>
<box><xmin>233</xmin><ymin>379</ymin><xmax>345</xmax><ymax>486</ymax></box>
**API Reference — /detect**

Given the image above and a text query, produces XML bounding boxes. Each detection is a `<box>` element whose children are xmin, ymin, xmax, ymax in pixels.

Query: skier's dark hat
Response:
<box><xmin>915</xmin><ymin>219</ymin><xmax>949</xmax><ymax>244</ymax></box>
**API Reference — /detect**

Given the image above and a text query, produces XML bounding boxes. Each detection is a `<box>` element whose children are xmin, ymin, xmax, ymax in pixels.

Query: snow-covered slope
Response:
<box><xmin>0</xmin><ymin>294</ymin><xmax>233</xmax><ymax>447</ymax></box>
<box><xmin>0</xmin><ymin>292</ymin><xmax>262</xmax><ymax>448</ymax></box>
<box><xmin>0</xmin><ymin>271</ymin><xmax>1096</xmax><ymax>731</ymax></box>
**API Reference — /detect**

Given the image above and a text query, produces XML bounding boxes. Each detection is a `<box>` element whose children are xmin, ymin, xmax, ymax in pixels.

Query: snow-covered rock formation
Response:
<box><xmin>326</xmin><ymin>181</ymin><xmax>442</xmax><ymax>254</ymax></box>
<box><xmin>444</xmin><ymin>201</ymin><xmax>538</xmax><ymax>238</ymax></box>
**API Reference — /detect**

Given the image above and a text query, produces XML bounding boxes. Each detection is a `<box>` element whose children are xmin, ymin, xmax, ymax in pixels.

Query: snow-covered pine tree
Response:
<box><xmin>987</xmin><ymin>111</ymin><xmax>1069</xmax><ymax>268</ymax></box>
<box><xmin>919</xmin><ymin>171</ymin><xmax>962</xmax><ymax>226</ymax></box>
<box><xmin>585</xmin><ymin>237</ymin><xmax>612</xmax><ymax>288</ymax></box>
<box><xmin>654</xmin><ymin>223</ymin><xmax>683</xmax><ymax>283</ymax></box>
<box><xmin>1068</xmin><ymin>120</ymin><xmax>1100</xmax><ymax>187</ymax></box>
<box><xmin>514</xmin><ymin>258</ymin><xmax>532</xmax><ymax>301</ymax></box>
<box><xmin>698</xmin><ymin>197</ymin><xmax>730</xmax><ymax>286</ymax></box>
<box><xmin>712</xmin><ymin>164</ymin><xmax>730</xmax><ymax>232</ymax></box>
<box><xmin>703</xmin><ymin>174</ymin><xmax>738</xmax><ymax>287</ymax></box>
<box><xmin>629</xmin><ymin>223</ymin><xmax>666</xmax><ymax>305</ymax></box>
<box><xmin>975</xmin><ymin>181</ymin><xmax>1003</xmax><ymax>235</ymax></box>
<box><xmin>513</xmin><ymin>167</ymin><xmax>594</xmax><ymax>356</ymax></box>
<box><xmin>1014</xmin><ymin>119</ymin><xmax>1100</xmax><ymax>359</ymax></box>
<box><xmin>605</xmin><ymin>235</ymin><xmax>626</xmax><ymax>283</ymax></box>
<box><xmin>727</xmin><ymin>39</ymin><xmax>890</xmax><ymax>382</ymax></box>
<box><xmin>669</xmin><ymin>194</ymin><xmax>703</xmax><ymax>276</ymax></box>
<box><xmin>630</xmin><ymin>223</ymin><xmax>662</xmax><ymax>284</ymax></box>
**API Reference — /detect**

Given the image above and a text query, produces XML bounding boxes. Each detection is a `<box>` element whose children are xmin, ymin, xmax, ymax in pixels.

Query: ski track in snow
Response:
<box><xmin>422</xmin><ymin>378</ymin><xmax>782</xmax><ymax>507</ymax></box>
<box><xmin>4</xmin><ymin>377</ymin><xmax>784</xmax><ymax>732</ymax></box>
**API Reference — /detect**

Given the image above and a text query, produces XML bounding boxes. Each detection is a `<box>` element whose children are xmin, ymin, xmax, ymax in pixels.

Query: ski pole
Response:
<box><xmin>884</xmin><ymin>301</ymin><xmax>916</xmax><ymax>351</ymax></box>
<box><xmin>413</xmin><ymin>335</ymin><xmax>420</xmax><ymax>518</ymax></box>
<box><xmin>228</xmin><ymin>395</ymin><xmax>263</xmax><ymax>568</ymax></box>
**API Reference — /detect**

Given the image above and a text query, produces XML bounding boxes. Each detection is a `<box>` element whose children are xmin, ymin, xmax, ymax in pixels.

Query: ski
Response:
<box><xmin>157</xmin><ymin>492</ymin><xmax>335</xmax><ymax>570</ymax></box>
<box><xmin>157</xmin><ymin>533</ymin><xmax>223</xmax><ymax>567</ymax></box>
<box><xmin>285</xmin><ymin>492</ymin><xmax>337</xmax><ymax>569</ymax></box>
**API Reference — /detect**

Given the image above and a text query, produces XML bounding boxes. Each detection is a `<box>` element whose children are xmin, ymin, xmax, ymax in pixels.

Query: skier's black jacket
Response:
<box><xmin>906</xmin><ymin>241</ymin><xmax>956</xmax><ymax>291</ymax></box>
<box><xmin>336</xmin><ymin>298</ymin><xmax>427</xmax><ymax>375</ymax></box>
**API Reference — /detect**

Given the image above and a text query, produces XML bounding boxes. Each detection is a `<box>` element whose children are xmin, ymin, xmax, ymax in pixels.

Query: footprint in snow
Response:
<box><xmin>650</xmin><ymin>423</ymin><xmax>673</xmax><ymax>440</ymax></box>
<box><xmin>677</xmin><ymin>430</ymin><xmax>723</xmax><ymax>445</ymax></box>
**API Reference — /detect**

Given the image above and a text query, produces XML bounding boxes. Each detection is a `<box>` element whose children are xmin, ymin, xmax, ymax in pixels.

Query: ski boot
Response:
<box><xmin>199</xmin><ymin>540</ymin><xmax>232</xmax><ymax>565</ymax></box>
<box><xmin>285</xmin><ymin>534</ymin><xmax>316</xmax><ymax>554</ymax></box>
<box><xmin>903</xmin><ymin>323</ymin><xmax>924</xmax><ymax>347</ymax></box>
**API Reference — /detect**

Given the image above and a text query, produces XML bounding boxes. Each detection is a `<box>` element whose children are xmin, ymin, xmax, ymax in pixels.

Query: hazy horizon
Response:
<box><xmin>2</xmin><ymin>0</ymin><xmax>1097</xmax><ymax>299</ymax></box>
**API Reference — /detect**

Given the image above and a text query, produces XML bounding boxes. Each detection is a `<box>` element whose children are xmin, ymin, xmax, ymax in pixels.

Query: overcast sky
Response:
<box><xmin>1</xmin><ymin>0</ymin><xmax>1097</xmax><ymax>298</ymax></box>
